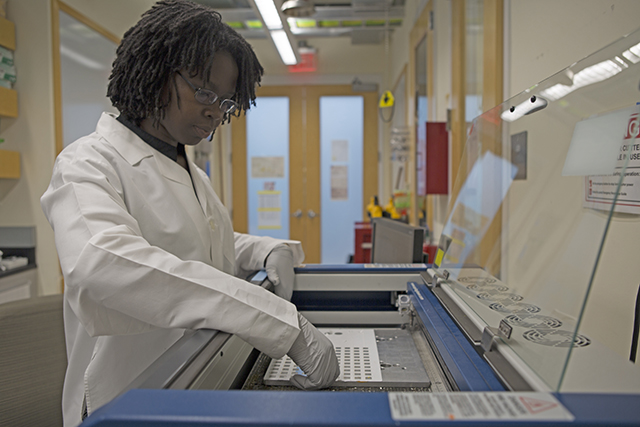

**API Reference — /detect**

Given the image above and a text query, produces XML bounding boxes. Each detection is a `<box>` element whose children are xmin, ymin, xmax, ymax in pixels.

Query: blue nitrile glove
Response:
<box><xmin>265</xmin><ymin>244</ymin><xmax>295</xmax><ymax>301</ymax></box>
<box><xmin>286</xmin><ymin>313</ymin><xmax>340</xmax><ymax>390</ymax></box>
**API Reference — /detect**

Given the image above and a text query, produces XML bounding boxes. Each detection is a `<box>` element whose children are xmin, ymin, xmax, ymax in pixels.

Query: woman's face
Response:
<box><xmin>142</xmin><ymin>50</ymin><xmax>239</xmax><ymax>146</ymax></box>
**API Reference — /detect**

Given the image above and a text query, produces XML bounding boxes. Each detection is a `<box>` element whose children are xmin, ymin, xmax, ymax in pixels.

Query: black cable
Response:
<box><xmin>631</xmin><ymin>284</ymin><xmax>640</xmax><ymax>363</ymax></box>
<box><xmin>379</xmin><ymin>104</ymin><xmax>395</xmax><ymax>123</ymax></box>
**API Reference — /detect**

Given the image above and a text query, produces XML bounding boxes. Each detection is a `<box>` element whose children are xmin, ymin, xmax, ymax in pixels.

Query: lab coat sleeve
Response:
<box><xmin>40</xmin><ymin>148</ymin><xmax>299</xmax><ymax>359</ymax></box>
<box><xmin>233</xmin><ymin>232</ymin><xmax>305</xmax><ymax>279</ymax></box>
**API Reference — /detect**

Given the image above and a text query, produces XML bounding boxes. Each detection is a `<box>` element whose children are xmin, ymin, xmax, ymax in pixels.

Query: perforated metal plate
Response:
<box><xmin>264</xmin><ymin>329</ymin><xmax>382</xmax><ymax>386</ymax></box>
<box><xmin>264</xmin><ymin>328</ymin><xmax>431</xmax><ymax>388</ymax></box>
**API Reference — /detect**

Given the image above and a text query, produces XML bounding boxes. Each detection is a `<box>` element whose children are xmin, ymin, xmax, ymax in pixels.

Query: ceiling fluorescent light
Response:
<box><xmin>622</xmin><ymin>42</ymin><xmax>640</xmax><ymax>64</ymax></box>
<box><xmin>250</xmin><ymin>0</ymin><xmax>299</xmax><ymax>66</ymax></box>
<box><xmin>254</xmin><ymin>0</ymin><xmax>283</xmax><ymax>30</ymax></box>
<box><xmin>573</xmin><ymin>60</ymin><xmax>623</xmax><ymax>87</ymax></box>
<box><xmin>271</xmin><ymin>30</ymin><xmax>297</xmax><ymax>65</ymax></box>
<box><xmin>540</xmin><ymin>59</ymin><xmax>624</xmax><ymax>102</ymax></box>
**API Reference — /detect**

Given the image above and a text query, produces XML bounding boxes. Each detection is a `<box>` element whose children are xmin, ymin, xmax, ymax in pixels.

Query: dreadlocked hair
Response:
<box><xmin>107</xmin><ymin>0</ymin><xmax>264</xmax><ymax>125</ymax></box>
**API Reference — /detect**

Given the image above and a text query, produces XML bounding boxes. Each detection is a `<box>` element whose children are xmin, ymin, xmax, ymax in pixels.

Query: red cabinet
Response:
<box><xmin>354</xmin><ymin>222</ymin><xmax>372</xmax><ymax>263</ymax></box>
<box><xmin>417</xmin><ymin>122</ymin><xmax>449</xmax><ymax>195</ymax></box>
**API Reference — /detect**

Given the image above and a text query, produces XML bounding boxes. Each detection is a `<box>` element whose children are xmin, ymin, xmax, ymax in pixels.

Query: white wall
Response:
<box><xmin>0</xmin><ymin>0</ymin><xmax>154</xmax><ymax>296</ymax></box>
<box><xmin>508</xmin><ymin>0</ymin><xmax>640</xmax><ymax>98</ymax></box>
<box><xmin>507</xmin><ymin>0</ymin><xmax>640</xmax><ymax>361</ymax></box>
<box><xmin>0</xmin><ymin>0</ymin><xmax>58</xmax><ymax>295</ymax></box>
<box><xmin>258</xmin><ymin>37</ymin><xmax>386</xmax><ymax>81</ymax></box>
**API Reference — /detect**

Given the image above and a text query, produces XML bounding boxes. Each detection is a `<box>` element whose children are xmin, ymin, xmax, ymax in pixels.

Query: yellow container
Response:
<box><xmin>0</xmin><ymin>149</ymin><xmax>20</xmax><ymax>178</ymax></box>
<box><xmin>0</xmin><ymin>16</ymin><xmax>15</xmax><ymax>50</ymax></box>
<box><xmin>0</xmin><ymin>85</ymin><xmax>17</xmax><ymax>117</ymax></box>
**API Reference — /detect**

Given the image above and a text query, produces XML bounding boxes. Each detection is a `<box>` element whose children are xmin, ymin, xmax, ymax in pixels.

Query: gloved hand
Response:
<box><xmin>265</xmin><ymin>244</ymin><xmax>295</xmax><ymax>301</ymax></box>
<box><xmin>287</xmin><ymin>313</ymin><xmax>340</xmax><ymax>390</ymax></box>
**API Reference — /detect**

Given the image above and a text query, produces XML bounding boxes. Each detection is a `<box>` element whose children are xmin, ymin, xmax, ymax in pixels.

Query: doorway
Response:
<box><xmin>232</xmin><ymin>85</ymin><xmax>378</xmax><ymax>264</ymax></box>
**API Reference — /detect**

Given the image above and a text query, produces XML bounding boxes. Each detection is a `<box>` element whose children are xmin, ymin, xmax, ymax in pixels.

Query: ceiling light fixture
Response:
<box><xmin>271</xmin><ymin>30</ymin><xmax>298</xmax><ymax>65</ymax></box>
<box><xmin>622</xmin><ymin>42</ymin><xmax>640</xmax><ymax>64</ymax></box>
<box><xmin>539</xmin><ymin>59</ymin><xmax>625</xmax><ymax>102</ymax></box>
<box><xmin>250</xmin><ymin>0</ymin><xmax>300</xmax><ymax>66</ymax></box>
<box><xmin>253</xmin><ymin>0</ymin><xmax>283</xmax><ymax>29</ymax></box>
<box><xmin>281</xmin><ymin>0</ymin><xmax>315</xmax><ymax>18</ymax></box>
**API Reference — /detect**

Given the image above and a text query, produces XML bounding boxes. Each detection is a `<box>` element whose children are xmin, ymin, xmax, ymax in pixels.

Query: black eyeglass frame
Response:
<box><xmin>176</xmin><ymin>71</ymin><xmax>238</xmax><ymax>116</ymax></box>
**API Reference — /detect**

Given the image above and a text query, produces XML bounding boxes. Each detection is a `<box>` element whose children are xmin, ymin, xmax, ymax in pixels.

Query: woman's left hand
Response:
<box><xmin>265</xmin><ymin>244</ymin><xmax>295</xmax><ymax>301</ymax></box>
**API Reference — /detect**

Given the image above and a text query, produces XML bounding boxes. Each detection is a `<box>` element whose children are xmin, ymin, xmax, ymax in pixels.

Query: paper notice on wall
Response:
<box><xmin>388</xmin><ymin>392</ymin><xmax>574</xmax><ymax>422</ymax></box>
<box><xmin>251</xmin><ymin>156</ymin><xmax>285</xmax><ymax>178</ymax></box>
<box><xmin>331</xmin><ymin>165</ymin><xmax>348</xmax><ymax>200</ymax></box>
<box><xmin>331</xmin><ymin>139</ymin><xmax>349</xmax><ymax>162</ymax></box>
<box><xmin>583</xmin><ymin>109</ymin><xmax>640</xmax><ymax>214</ymax></box>
<box><xmin>563</xmin><ymin>107</ymin><xmax>634</xmax><ymax>177</ymax></box>
<box><xmin>258</xmin><ymin>191</ymin><xmax>281</xmax><ymax>229</ymax></box>
<box><xmin>584</xmin><ymin>174</ymin><xmax>640</xmax><ymax>214</ymax></box>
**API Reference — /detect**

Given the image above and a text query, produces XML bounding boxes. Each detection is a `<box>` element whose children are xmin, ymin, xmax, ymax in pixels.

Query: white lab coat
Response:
<box><xmin>41</xmin><ymin>113</ymin><xmax>305</xmax><ymax>427</ymax></box>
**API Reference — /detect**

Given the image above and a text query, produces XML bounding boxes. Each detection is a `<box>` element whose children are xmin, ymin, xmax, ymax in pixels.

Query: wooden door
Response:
<box><xmin>232</xmin><ymin>85</ymin><xmax>377</xmax><ymax>263</ymax></box>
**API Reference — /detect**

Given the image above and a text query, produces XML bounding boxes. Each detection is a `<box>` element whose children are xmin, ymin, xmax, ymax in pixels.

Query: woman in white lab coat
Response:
<box><xmin>41</xmin><ymin>1</ymin><xmax>339</xmax><ymax>425</ymax></box>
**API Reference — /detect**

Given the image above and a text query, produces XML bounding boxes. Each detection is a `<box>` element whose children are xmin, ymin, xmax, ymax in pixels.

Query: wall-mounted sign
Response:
<box><xmin>581</xmin><ymin>107</ymin><xmax>640</xmax><ymax>214</ymax></box>
<box><xmin>257</xmin><ymin>190</ymin><xmax>282</xmax><ymax>229</ymax></box>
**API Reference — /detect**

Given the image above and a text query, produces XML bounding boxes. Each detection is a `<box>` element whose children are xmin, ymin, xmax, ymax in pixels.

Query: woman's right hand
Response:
<box><xmin>286</xmin><ymin>313</ymin><xmax>340</xmax><ymax>390</ymax></box>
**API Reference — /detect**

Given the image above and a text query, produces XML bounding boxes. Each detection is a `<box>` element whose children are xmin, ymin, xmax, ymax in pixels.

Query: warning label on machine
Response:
<box><xmin>388</xmin><ymin>392</ymin><xmax>574</xmax><ymax>421</ymax></box>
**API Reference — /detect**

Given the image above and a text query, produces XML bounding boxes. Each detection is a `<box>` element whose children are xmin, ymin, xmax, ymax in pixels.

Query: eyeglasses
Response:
<box><xmin>176</xmin><ymin>71</ymin><xmax>238</xmax><ymax>115</ymax></box>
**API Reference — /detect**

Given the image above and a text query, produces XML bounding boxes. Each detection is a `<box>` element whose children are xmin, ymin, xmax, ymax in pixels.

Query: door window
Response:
<box><xmin>320</xmin><ymin>96</ymin><xmax>364</xmax><ymax>263</ymax></box>
<box><xmin>246</xmin><ymin>97</ymin><xmax>290</xmax><ymax>239</ymax></box>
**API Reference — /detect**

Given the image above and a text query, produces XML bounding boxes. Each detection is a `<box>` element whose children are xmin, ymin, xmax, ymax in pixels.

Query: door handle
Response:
<box><xmin>292</xmin><ymin>209</ymin><xmax>302</xmax><ymax>218</ymax></box>
<box><xmin>307</xmin><ymin>209</ymin><xmax>318</xmax><ymax>219</ymax></box>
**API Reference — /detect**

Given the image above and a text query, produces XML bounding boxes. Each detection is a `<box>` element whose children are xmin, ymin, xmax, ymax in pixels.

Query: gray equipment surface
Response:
<box><xmin>263</xmin><ymin>328</ymin><xmax>431</xmax><ymax>389</ymax></box>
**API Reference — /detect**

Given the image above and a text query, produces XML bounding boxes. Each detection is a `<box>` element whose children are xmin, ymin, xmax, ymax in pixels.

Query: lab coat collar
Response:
<box><xmin>115</xmin><ymin>114</ymin><xmax>182</xmax><ymax>162</ymax></box>
<box><xmin>98</xmin><ymin>113</ymin><xmax>192</xmax><ymax>187</ymax></box>
<box><xmin>188</xmin><ymin>157</ymin><xmax>209</xmax><ymax>214</ymax></box>
<box><xmin>155</xmin><ymin>150</ymin><xmax>193</xmax><ymax>187</ymax></box>
<box><xmin>97</xmin><ymin>113</ymin><xmax>152</xmax><ymax>166</ymax></box>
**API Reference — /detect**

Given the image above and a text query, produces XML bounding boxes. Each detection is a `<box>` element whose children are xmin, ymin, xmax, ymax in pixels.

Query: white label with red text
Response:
<box><xmin>388</xmin><ymin>392</ymin><xmax>574</xmax><ymax>421</ymax></box>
